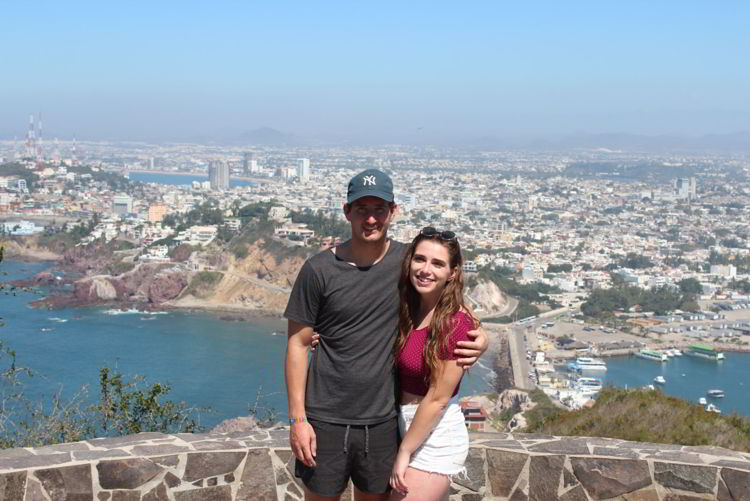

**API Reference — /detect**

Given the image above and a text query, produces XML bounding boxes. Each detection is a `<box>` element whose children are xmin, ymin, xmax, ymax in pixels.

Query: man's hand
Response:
<box><xmin>290</xmin><ymin>421</ymin><xmax>317</xmax><ymax>467</ymax></box>
<box><xmin>454</xmin><ymin>326</ymin><xmax>489</xmax><ymax>369</ymax></box>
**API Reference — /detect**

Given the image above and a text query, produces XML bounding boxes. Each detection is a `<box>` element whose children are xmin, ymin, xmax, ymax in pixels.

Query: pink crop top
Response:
<box><xmin>397</xmin><ymin>311</ymin><xmax>474</xmax><ymax>397</ymax></box>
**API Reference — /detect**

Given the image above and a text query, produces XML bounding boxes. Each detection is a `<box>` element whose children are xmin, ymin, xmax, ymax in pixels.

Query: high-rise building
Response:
<box><xmin>112</xmin><ymin>194</ymin><xmax>133</xmax><ymax>216</ymax></box>
<box><xmin>298</xmin><ymin>158</ymin><xmax>311</xmax><ymax>181</ymax></box>
<box><xmin>148</xmin><ymin>204</ymin><xmax>168</xmax><ymax>223</ymax></box>
<box><xmin>208</xmin><ymin>161</ymin><xmax>230</xmax><ymax>190</ymax></box>
<box><xmin>242</xmin><ymin>152</ymin><xmax>252</xmax><ymax>175</ymax></box>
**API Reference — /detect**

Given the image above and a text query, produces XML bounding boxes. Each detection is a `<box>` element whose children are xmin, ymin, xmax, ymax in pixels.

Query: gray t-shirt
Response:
<box><xmin>284</xmin><ymin>240</ymin><xmax>407</xmax><ymax>425</ymax></box>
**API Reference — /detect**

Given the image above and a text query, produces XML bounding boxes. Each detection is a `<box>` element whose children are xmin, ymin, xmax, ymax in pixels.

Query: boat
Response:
<box><xmin>567</xmin><ymin>357</ymin><xmax>608</xmax><ymax>372</ymax></box>
<box><xmin>653</xmin><ymin>376</ymin><xmax>666</xmax><ymax>384</ymax></box>
<box><xmin>686</xmin><ymin>344</ymin><xmax>725</xmax><ymax>361</ymax></box>
<box><xmin>698</xmin><ymin>397</ymin><xmax>707</xmax><ymax>405</ymax></box>
<box><xmin>671</xmin><ymin>349</ymin><xmax>683</xmax><ymax>357</ymax></box>
<box><xmin>575</xmin><ymin>377</ymin><xmax>603</xmax><ymax>395</ymax></box>
<box><xmin>707</xmin><ymin>389</ymin><xmax>725</xmax><ymax>398</ymax></box>
<box><xmin>635</xmin><ymin>349</ymin><xmax>668</xmax><ymax>362</ymax></box>
<box><xmin>705</xmin><ymin>403</ymin><xmax>721</xmax><ymax>414</ymax></box>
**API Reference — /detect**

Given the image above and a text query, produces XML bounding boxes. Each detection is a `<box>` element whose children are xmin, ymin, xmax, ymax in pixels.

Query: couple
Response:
<box><xmin>284</xmin><ymin>169</ymin><xmax>488</xmax><ymax>500</ymax></box>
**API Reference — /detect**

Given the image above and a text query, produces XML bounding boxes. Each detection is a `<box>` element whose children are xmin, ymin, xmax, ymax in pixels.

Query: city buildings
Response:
<box><xmin>208</xmin><ymin>161</ymin><xmax>229</xmax><ymax>191</ymax></box>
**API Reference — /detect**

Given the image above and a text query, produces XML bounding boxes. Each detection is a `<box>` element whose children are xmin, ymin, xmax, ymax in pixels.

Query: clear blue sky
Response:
<box><xmin>2</xmin><ymin>1</ymin><xmax>748</xmax><ymax>142</ymax></box>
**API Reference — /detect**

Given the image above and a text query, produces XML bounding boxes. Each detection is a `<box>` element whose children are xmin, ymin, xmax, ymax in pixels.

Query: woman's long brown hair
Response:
<box><xmin>394</xmin><ymin>232</ymin><xmax>479</xmax><ymax>385</ymax></box>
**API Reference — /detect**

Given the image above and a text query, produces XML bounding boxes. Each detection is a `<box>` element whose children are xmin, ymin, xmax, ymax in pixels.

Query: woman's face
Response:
<box><xmin>410</xmin><ymin>239</ymin><xmax>455</xmax><ymax>297</ymax></box>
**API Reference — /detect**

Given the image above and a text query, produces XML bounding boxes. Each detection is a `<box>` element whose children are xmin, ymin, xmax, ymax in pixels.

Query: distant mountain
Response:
<box><xmin>233</xmin><ymin>127</ymin><xmax>300</xmax><ymax>146</ymax></box>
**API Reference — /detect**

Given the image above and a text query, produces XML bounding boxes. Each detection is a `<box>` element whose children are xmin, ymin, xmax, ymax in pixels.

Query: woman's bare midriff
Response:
<box><xmin>400</xmin><ymin>390</ymin><xmax>425</xmax><ymax>406</ymax></box>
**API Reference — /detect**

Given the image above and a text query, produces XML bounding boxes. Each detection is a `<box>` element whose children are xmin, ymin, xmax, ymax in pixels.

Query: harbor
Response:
<box><xmin>501</xmin><ymin>307</ymin><xmax>750</xmax><ymax>417</ymax></box>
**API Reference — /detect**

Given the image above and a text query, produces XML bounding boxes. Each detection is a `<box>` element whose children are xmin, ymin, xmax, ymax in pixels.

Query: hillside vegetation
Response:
<box><xmin>524</xmin><ymin>387</ymin><xmax>750</xmax><ymax>452</ymax></box>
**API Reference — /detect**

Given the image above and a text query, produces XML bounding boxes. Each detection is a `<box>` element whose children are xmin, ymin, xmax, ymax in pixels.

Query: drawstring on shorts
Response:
<box><xmin>342</xmin><ymin>424</ymin><xmax>370</xmax><ymax>456</ymax></box>
<box><xmin>365</xmin><ymin>425</ymin><xmax>369</xmax><ymax>456</ymax></box>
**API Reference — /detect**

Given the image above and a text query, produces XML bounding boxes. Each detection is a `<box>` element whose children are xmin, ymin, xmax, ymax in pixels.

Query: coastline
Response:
<box><xmin>0</xmin><ymin>240</ymin><xmax>62</xmax><ymax>262</ymax></box>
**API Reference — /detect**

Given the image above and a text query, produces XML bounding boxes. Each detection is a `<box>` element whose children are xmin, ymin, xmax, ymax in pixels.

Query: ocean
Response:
<box><xmin>128</xmin><ymin>171</ymin><xmax>257</xmax><ymax>188</ymax></box>
<box><xmin>600</xmin><ymin>352</ymin><xmax>750</xmax><ymax>416</ymax></box>
<box><xmin>0</xmin><ymin>260</ymin><xmax>495</xmax><ymax>429</ymax></box>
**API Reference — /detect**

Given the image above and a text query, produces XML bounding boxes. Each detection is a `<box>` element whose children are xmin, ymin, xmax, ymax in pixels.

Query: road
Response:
<box><xmin>508</xmin><ymin>324</ymin><xmax>535</xmax><ymax>390</ymax></box>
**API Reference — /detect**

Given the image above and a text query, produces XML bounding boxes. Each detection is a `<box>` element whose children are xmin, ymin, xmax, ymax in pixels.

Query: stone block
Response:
<box><xmin>717</xmin><ymin>478</ymin><xmax>733</xmax><ymax>501</ymax></box>
<box><xmin>622</xmin><ymin>487</ymin><xmax>661</xmax><ymax>501</ymax></box>
<box><xmin>460</xmin><ymin>494</ymin><xmax>483</xmax><ymax>501</ymax></box>
<box><xmin>0</xmin><ymin>452</ymin><xmax>71</xmax><ymax>470</ymax></box>
<box><xmin>0</xmin><ymin>447</ymin><xmax>34</xmax><ymax>459</ymax></box>
<box><xmin>237</xmin><ymin>449</ymin><xmax>276</xmax><ymax>500</ymax></box>
<box><xmin>192</xmin><ymin>440</ymin><xmax>244</xmax><ymax>451</ymax></box>
<box><xmin>111</xmin><ymin>490</ymin><xmax>140</xmax><ymax>501</ymax></box>
<box><xmin>0</xmin><ymin>472</ymin><xmax>26</xmax><ymax>500</ymax></box>
<box><xmin>165</xmin><ymin>472</ymin><xmax>181</xmax><ymax>487</ymax></box>
<box><xmin>34</xmin><ymin>464</ymin><xmax>93</xmax><ymax>500</ymax></box>
<box><xmin>486</xmin><ymin>449</ymin><xmax>527</xmax><ymax>497</ymax></box>
<box><xmin>97</xmin><ymin>458</ymin><xmax>163</xmax><ymax>489</ymax></box>
<box><xmin>662</xmin><ymin>495</ymin><xmax>709</xmax><ymax>500</ymax></box>
<box><xmin>591</xmin><ymin>446</ymin><xmax>640</xmax><ymax>459</ymax></box>
<box><xmin>174</xmin><ymin>485</ymin><xmax>232</xmax><ymax>501</ymax></box>
<box><xmin>151</xmin><ymin>455</ymin><xmax>180</xmax><ymax>467</ymax></box>
<box><xmin>653</xmin><ymin>462</ymin><xmax>717</xmax><ymax>494</ymax></box>
<box><xmin>712</xmin><ymin>460</ymin><xmax>750</xmax><ymax>471</ymax></box>
<box><xmin>454</xmin><ymin>447</ymin><xmax>485</xmax><ymax>492</ymax></box>
<box><xmin>98</xmin><ymin>493</ymin><xmax>111</xmax><ymax>501</ymax></box>
<box><xmin>131</xmin><ymin>444</ymin><xmax>191</xmax><ymax>456</ymax></box>
<box><xmin>571</xmin><ymin>457</ymin><xmax>651</xmax><ymax>498</ymax></box>
<box><xmin>529</xmin><ymin>455</ymin><xmax>564</xmax><ymax>501</ymax></box>
<box><xmin>559</xmin><ymin>484</ymin><xmax>588</xmax><ymax>501</ymax></box>
<box><xmin>528</xmin><ymin>438</ymin><xmax>590</xmax><ymax>455</ymax></box>
<box><xmin>182</xmin><ymin>451</ymin><xmax>245</xmax><ymax>481</ymax></box>
<box><xmin>721</xmin><ymin>467</ymin><xmax>750</xmax><ymax>501</ymax></box>
<box><xmin>72</xmin><ymin>449</ymin><xmax>132</xmax><ymax>461</ymax></box>
<box><xmin>142</xmin><ymin>483</ymin><xmax>170</xmax><ymax>501</ymax></box>
<box><xmin>24</xmin><ymin>476</ymin><xmax>47</xmax><ymax>501</ymax></box>
<box><xmin>87</xmin><ymin>432</ymin><xmax>166</xmax><ymax>448</ymax></box>
<box><xmin>34</xmin><ymin>442</ymin><xmax>91</xmax><ymax>454</ymax></box>
<box><xmin>509</xmin><ymin>487</ymin><xmax>528</xmax><ymax>501</ymax></box>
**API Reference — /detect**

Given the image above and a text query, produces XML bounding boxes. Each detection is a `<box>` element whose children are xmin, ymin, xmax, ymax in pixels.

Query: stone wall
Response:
<box><xmin>1</xmin><ymin>431</ymin><xmax>749</xmax><ymax>500</ymax></box>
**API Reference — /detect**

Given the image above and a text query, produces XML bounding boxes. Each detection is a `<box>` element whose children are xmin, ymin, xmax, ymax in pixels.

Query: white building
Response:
<box><xmin>298</xmin><ymin>158</ymin><xmax>311</xmax><ymax>181</ymax></box>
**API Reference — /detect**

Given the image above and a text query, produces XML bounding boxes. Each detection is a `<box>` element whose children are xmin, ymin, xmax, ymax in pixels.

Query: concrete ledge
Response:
<box><xmin>1</xmin><ymin>431</ymin><xmax>749</xmax><ymax>500</ymax></box>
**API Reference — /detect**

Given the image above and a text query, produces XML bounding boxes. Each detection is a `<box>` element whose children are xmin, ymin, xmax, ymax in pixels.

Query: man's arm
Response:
<box><xmin>453</xmin><ymin>325</ymin><xmax>489</xmax><ymax>368</ymax></box>
<box><xmin>285</xmin><ymin>319</ymin><xmax>317</xmax><ymax>467</ymax></box>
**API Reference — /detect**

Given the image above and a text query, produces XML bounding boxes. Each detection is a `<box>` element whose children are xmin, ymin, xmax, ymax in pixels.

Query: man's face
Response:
<box><xmin>344</xmin><ymin>196</ymin><xmax>395</xmax><ymax>244</ymax></box>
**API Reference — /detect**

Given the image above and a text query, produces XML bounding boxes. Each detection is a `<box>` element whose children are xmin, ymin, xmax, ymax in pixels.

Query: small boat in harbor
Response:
<box><xmin>636</xmin><ymin>349</ymin><xmax>668</xmax><ymax>362</ymax></box>
<box><xmin>698</xmin><ymin>397</ymin><xmax>707</xmax><ymax>405</ymax></box>
<box><xmin>705</xmin><ymin>403</ymin><xmax>721</xmax><ymax>414</ymax></box>
<box><xmin>707</xmin><ymin>389</ymin><xmax>725</xmax><ymax>398</ymax></box>
<box><xmin>653</xmin><ymin>376</ymin><xmax>666</xmax><ymax>384</ymax></box>
<box><xmin>567</xmin><ymin>357</ymin><xmax>608</xmax><ymax>372</ymax></box>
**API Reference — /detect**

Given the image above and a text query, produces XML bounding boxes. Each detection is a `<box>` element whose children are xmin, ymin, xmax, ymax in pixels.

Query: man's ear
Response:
<box><xmin>343</xmin><ymin>203</ymin><xmax>352</xmax><ymax>221</ymax></box>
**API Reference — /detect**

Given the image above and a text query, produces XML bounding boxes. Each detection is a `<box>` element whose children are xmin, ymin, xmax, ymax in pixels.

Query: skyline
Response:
<box><xmin>2</xmin><ymin>1</ymin><xmax>749</xmax><ymax>143</ymax></box>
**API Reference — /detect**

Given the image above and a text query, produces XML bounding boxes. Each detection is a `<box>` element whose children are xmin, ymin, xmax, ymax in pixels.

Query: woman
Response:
<box><xmin>390</xmin><ymin>227</ymin><xmax>478</xmax><ymax>500</ymax></box>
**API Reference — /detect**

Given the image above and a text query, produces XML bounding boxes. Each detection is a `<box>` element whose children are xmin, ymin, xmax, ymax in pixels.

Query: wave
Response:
<box><xmin>48</xmin><ymin>317</ymin><xmax>68</xmax><ymax>323</ymax></box>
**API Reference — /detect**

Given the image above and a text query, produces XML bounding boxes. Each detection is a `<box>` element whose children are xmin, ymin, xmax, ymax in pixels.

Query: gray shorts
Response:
<box><xmin>295</xmin><ymin>417</ymin><xmax>399</xmax><ymax>497</ymax></box>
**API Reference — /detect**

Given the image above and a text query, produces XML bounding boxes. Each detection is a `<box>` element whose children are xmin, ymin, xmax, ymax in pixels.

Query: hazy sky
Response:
<box><xmin>2</xmin><ymin>1</ymin><xmax>749</xmax><ymax>142</ymax></box>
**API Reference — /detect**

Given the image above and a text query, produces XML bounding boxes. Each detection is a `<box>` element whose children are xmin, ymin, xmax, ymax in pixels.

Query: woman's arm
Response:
<box><xmin>390</xmin><ymin>359</ymin><xmax>464</xmax><ymax>495</ymax></box>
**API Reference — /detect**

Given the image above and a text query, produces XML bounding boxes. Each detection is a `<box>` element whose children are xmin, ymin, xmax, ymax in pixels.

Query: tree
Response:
<box><xmin>677</xmin><ymin>278</ymin><xmax>703</xmax><ymax>295</ymax></box>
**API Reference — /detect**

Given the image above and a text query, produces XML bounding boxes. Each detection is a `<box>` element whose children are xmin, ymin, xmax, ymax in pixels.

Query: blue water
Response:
<box><xmin>129</xmin><ymin>171</ymin><xmax>257</xmax><ymax>188</ymax></box>
<box><xmin>600</xmin><ymin>354</ymin><xmax>750</xmax><ymax>416</ymax></box>
<box><xmin>0</xmin><ymin>260</ymin><xmax>494</xmax><ymax>429</ymax></box>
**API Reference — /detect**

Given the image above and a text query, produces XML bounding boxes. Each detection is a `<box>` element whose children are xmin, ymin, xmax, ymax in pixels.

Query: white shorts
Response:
<box><xmin>398</xmin><ymin>400</ymin><xmax>469</xmax><ymax>476</ymax></box>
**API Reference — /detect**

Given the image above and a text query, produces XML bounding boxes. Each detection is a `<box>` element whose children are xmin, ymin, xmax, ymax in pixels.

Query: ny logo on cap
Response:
<box><xmin>363</xmin><ymin>175</ymin><xmax>377</xmax><ymax>186</ymax></box>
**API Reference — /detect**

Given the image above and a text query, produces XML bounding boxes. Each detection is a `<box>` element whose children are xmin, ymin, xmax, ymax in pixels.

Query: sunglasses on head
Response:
<box><xmin>419</xmin><ymin>227</ymin><xmax>457</xmax><ymax>241</ymax></box>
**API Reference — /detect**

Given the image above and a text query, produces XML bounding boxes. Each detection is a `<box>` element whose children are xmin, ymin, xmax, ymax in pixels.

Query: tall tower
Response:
<box><xmin>36</xmin><ymin>113</ymin><xmax>44</xmax><ymax>169</ymax></box>
<box><xmin>26</xmin><ymin>114</ymin><xmax>36</xmax><ymax>159</ymax></box>
<box><xmin>72</xmin><ymin>135</ymin><xmax>78</xmax><ymax>166</ymax></box>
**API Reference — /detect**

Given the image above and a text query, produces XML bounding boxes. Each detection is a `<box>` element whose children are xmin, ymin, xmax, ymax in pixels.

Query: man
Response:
<box><xmin>285</xmin><ymin>169</ymin><xmax>488</xmax><ymax>501</ymax></box>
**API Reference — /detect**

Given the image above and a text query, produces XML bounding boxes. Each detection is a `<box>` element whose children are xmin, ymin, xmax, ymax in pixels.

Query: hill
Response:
<box><xmin>523</xmin><ymin>387</ymin><xmax>750</xmax><ymax>452</ymax></box>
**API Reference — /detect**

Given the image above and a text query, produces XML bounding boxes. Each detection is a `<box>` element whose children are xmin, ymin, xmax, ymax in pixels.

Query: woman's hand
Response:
<box><xmin>389</xmin><ymin>448</ymin><xmax>411</xmax><ymax>495</ymax></box>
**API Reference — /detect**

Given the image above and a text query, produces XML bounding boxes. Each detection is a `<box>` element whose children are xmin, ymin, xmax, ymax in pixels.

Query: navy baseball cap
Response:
<box><xmin>347</xmin><ymin>169</ymin><xmax>394</xmax><ymax>204</ymax></box>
